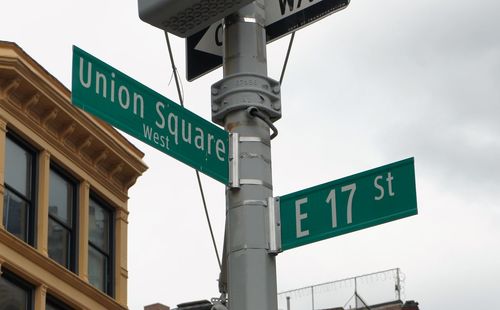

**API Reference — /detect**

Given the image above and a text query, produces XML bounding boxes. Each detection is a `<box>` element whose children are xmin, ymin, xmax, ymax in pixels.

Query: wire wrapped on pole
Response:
<box><xmin>247</xmin><ymin>107</ymin><xmax>278</xmax><ymax>140</ymax></box>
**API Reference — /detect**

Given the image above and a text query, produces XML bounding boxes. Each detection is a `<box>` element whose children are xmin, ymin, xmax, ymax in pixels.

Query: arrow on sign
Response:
<box><xmin>187</xmin><ymin>0</ymin><xmax>349</xmax><ymax>80</ymax></box>
<box><xmin>195</xmin><ymin>22</ymin><xmax>224</xmax><ymax>56</ymax></box>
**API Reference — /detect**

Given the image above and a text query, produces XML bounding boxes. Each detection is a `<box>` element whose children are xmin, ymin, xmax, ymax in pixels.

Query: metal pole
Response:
<box><xmin>354</xmin><ymin>277</ymin><xmax>358</xmax><ymax>309</ymax></box>
<box><xmin>311</xmin><ymin>286</ymin><xmax>315</xmax><ymax>310</ymax></box>
<box><xmin>211</xmin><ymin>1</ymin><xmax>281</xmax><ymax>309</ymax></box>
<box><xmin>396</xmin><ymin>268</ymin><xmax>401</xmax><ymax>301</ymax></box>
<box><xmin>286</xmin><ymin>296</ymin><xmax>291</xmax><ymax>310</ymax></box>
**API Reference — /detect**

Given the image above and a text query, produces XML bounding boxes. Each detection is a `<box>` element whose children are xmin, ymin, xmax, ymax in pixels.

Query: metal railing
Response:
<box><xmin>278</xmin><ymin>268</ymin><xmax>405</xmax><ymax>310</ymax></box>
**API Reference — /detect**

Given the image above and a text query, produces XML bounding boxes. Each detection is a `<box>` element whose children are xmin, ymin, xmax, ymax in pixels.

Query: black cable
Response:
<box><xmin>196</xmin><ymin>168</ymin><xmax>222</xmax><ymax>269</ymax></box>
<box><xmin>165</xmin><ymin>31</ymin><xmax>222</xmax><ymax>270</ymax></box>
<box><xmin>165</xmin><ymin>32</ymin><xmax>184</xmax><ymax>107</ymax></box>
<box><xmin>248</xmin><ymin>107</ymin><xmax>279</xmax><ymax>140</ymax></box>
<box><xmin>279</xmin><ymin>31</ymin><xmax>296</xmax><ymax>85</ymax></box>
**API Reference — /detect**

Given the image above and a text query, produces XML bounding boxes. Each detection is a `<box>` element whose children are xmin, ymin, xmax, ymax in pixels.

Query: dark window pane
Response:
<box><xmin>46</xmin><ymin>303</ymin><xmax>59</xmax><ymax>310</ymax></box>
<box><xmin>48</xmin><ymin>167</ymin><xmax>76</xmax><ymax>271</ymax></box>
<box><xmin>0</xmin><ymin>275</ymin><xmax>29</xmax><ymax>310</ymax></box>
<box><xmin>3</xmin><ymin>189</ymin><xmax>28</xmax><ymax>241</ymax></box>
<box><xmin>5</xmin><ymin>137</ymin><xmax>32</xmax><ymax>197</ymax></box>
<box><xmin>89</xmin><ymin>199</ymin><xmax>110</xmax><ymax>252</ymax></box>
<box><xmin>48</xmin><ymin>218</ymin><xmax>70</xmax><ymax>268</ymax></box>
<box><xmin>49</xmin><ymin>170</ymin><xmax>73</xmax><ymax>226</ymax></box>
<box><xmin>88</xmin><ymin>246</ymin><xmax>108</xmax><ymax>292</ymax></box>
<box><xmin>46</xmin><ymin>295</ymin><xmax>73</xmax><ymax>310</ymax></box>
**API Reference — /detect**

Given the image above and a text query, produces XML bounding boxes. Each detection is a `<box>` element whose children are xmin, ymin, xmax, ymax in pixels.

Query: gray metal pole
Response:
<box><xmin>396</xmin><ymin>268</ymin><xmax>401</xmax><ymax>301</ymax></box>
<box><xmin>354</xmin><ymin>277</ymin><xmax>358</xmax><ymax>309</ymax></box>
<box><xmin>311</xmin><ymin>286</ymin><xmax>315</xmax><ymax>310</ymax></box>
<box><xmin>211</xmin><ymin>1</ymin><xmax>281</xmax><ymax>309</ymax></box>
<box><xmin>286</xmin><ymin>296</ymin><xmax>291</xmax><ymax>310</ymax></box>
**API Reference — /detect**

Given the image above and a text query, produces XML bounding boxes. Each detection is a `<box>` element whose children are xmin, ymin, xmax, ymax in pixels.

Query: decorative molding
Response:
<box><xmin>109</xmin><ymin>163</ymin><xmax>123</xmax><ymax>179</ymax></box>
<box><xmin>120</xmin><ymin>267</ymin><xmax>129</xmax><ymax>279</ymax></box>
<box><xmin>116</xmin><ymin>209</ymin><xmax>129</xmax><ymax>223</ymax></box>
<box><xmin>59</xmin><ymin>123</ymin><xmax>76</xmax><ymax>141</ymax></box>
<box><xmin>1</xmin><ymin>77</ymin><xmax>21</xmax><ymax>98</ymax></box>
<box><xmin>93</xmin><ymin>150</ymin><xmax>108</xmax><ymax>167</ymax></box>
<box><xmin>23</xmin><ymin>93</ymin><xmax>40</xmax><ymax>112</ymax></box>
<box><xmin>42</xmin><ymin>108</ymin><xmax>58</xmax><ymax>127</ymax></box>
<box><xmin>0</xmin><ymin>117</ymin><xmax>7</xmax><ymax>131</ymax></box>
<box><xmin>124</xmin><ymin>176</ymin><xmax>139</xmax><ymax>191</ymax></box>
<box><xmin>77</xmin><ymin>136</ymin><xmax>93</xmax><ymax>154</ymax></box>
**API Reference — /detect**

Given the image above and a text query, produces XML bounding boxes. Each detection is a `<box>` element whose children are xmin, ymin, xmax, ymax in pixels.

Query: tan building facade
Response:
<box><xmin>0</xmin><ymin>41</ymin><xmax>147</xmax><ymax>309</ymax></box>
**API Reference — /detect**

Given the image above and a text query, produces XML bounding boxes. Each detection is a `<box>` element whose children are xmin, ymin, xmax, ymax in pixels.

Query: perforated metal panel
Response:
<box><xmin>138</xmin><ymin>0</ymin><xmax>254</xmax><ymax>37</ymax></box>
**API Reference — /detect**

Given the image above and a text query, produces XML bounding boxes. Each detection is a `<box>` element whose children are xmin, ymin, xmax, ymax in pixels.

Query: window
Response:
<box><xmin>0</xmin><ymin>269</ymin><xmax>33</xmax><ymax>310</ymax></box>
<box><xmin>88</xmin><ymin>196</ymin><xmax>113</xmax><ymax>296</ymax></box>
<box><xmin>3</xmin><ymin>133</ymin><xmax>36</xmax><ymax>244</ymax></box>
<box><xmin>46</xmin><ymin>294</ymin><xmax>73</xmax><ymax>310</ymax></box>
<box><xmin>48</xmin><ymin>166</ymin><xmax>77</xmax><ymax>271</ymax></box>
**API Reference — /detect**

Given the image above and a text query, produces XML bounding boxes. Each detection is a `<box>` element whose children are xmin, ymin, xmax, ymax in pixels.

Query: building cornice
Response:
<box><xmin>0</xmin><ymin>41</ymin><xmax>148</xmax><ymax>200</ymax></box>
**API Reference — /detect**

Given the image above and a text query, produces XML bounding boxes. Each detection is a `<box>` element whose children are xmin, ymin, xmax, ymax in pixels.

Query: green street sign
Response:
<box><xmin>71</xmin><ymin>46</ymin><xmax>229</xmax><ymax>184</ymax></box>
<box><xmin>278</xmin><ymin>158</ymin><xmax>418</xmax><ymax>251</ymax></box>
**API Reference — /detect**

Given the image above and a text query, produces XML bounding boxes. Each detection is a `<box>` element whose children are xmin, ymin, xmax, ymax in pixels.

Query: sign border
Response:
<box><xmin>279</xmin><ymin>157</ymin><xmax>418</xmax><ymax>251</ymax></box>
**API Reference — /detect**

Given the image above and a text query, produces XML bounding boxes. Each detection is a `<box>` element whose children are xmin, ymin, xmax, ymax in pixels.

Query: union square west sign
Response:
<box><xmin>71</xmin><ymin>46</ymin><xmax>229</xmax><ymax>184</ymax></box>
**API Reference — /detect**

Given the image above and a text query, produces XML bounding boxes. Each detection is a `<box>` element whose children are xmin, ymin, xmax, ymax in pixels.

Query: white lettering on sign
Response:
<box><xmin>299</xmin><ymin>173</ymin><xmax>400</xmax><ymax>235</ymax></box>
<box><xmin>194</xmin><ymin>0</ymin><xmax>322</xmax><ymax>56</ymax></box>
<box><xmin>326</xmin><ymin>189</ymin><xmax>337</xmax><ymax>228</ymax></box>
<box><xmin>278</xmin><ymin>0</ymin><xmax>317</xmax><ymax>15</ymax></box>
<box><xmin>143</xmin><ymin>124</ymin><xmax>171</xmax><ymax>150</ymax></box>
<box><xmin>152</xmin><ymin>101</ymin><xmax>226</xmax><ymax>160</ymax></box>
<box><xmin>78</xmin><ymin>57</ymin><xmax>144</xmax><ymax>118</ymax></box>
<box><xmin>324</xmin><ymin>183</ymin><xmax>356</xmax><ymax>229</ymax></box>
<box><xmin>267</xmin><ymin>0</ymin><xmax>319</xmax><ymax>25</ymax></box>
<box><xmin>374</xmin><ymin>172</ymin><xmax>395</xmax><ymax>201</ymax></box>
<box><xmin>295</xmin><ymin>198</ymin><xmax>309</xmax><ymax>238</ymax></box>
<box><xmin>77</xmin><ymin>57</ymin><xmax>226</xmax><ymax>164</ymax></box>
<box><xmin>296</xmin><ymin>182</ymin><xmax>357</xmax><ymax>239</ymax></box>
<box><xmin>342</xmin><ymin>183</ymin><xmax>356</xmax><ymax>224</ymax></box>
<box><xmin>216</xmin><ymin>139</ymin><xmax>226</xmax><ymax>162</ymax></box>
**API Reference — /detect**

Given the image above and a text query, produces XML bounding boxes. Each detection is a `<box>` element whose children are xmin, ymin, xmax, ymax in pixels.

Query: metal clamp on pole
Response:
<box><xmin>211</xmin><ymin>73</ymin><xmax>282</xmax><ymax>126</ymax></box>
<box><xmin>267</xmin><ymin>197</ymin><xmax>282</xmax><ymax>254</ymax></box>
<box><xmin>229</xmin><ymin>132</ymin><xmax>240</xmax><ymax>188</ymax></box>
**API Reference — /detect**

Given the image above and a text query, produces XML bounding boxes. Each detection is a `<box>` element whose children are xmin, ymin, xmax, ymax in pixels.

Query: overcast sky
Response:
<box><xmin>1</xmin><ymin>0</ymin><xmax>499</xmax><ymax>309</ymax></box>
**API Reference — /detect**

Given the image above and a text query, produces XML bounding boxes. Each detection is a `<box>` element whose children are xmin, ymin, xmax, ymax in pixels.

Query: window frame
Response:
<box><xmin>3</xmin><ymin>131</ymin><xmax>38</xmax><ymax>246</ymax></box>
<box><xmin>47</xmin><ymin>163</ymin><xmax>79</xmax><ymax>272</ymax></box>
<box><xmin>0</xmin><ymin>267</ymin><xmax>34</xmax><ymax>310</ymax></box>
<box><xmin>88</xmin><ymin>193</ymin><xmax>115</xmax><ymax>297</ymax></box>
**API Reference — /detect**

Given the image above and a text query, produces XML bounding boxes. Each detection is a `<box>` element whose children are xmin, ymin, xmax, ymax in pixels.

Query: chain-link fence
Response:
<box><xmin>278</xmin><ymin>268</ymin><xmax>405</xmax><ymax>310</ymax></box>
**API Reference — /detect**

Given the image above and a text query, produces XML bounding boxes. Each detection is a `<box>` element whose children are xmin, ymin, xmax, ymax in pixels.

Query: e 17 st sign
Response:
<box><xmin>277</xmin><ymin>158</ymin><xmax>418</xmax><ymax>251</ymax></box>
